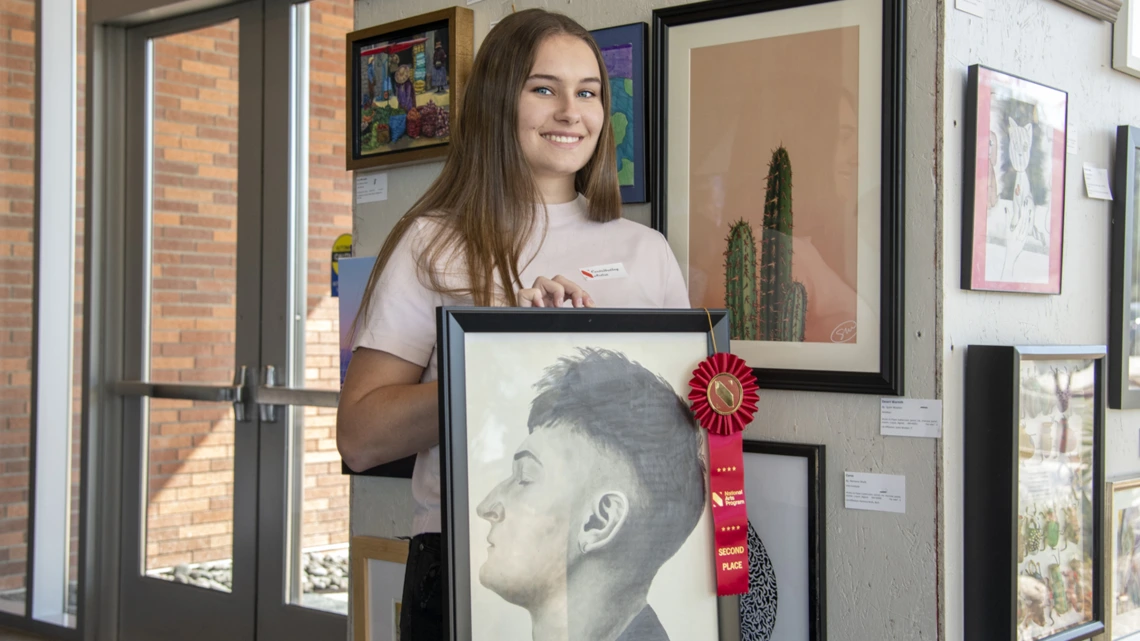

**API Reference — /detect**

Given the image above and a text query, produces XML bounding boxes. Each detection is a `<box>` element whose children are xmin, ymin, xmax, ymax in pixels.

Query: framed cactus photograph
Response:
<box><xmin>650</xmin><ymin>0</ymin><xmax>905</xmax><ymax>395</ymax></box>
<box><xmin>964</xmin><ymin>345</ymin><xmax>1107</xmax><ymax>641</ymax></box>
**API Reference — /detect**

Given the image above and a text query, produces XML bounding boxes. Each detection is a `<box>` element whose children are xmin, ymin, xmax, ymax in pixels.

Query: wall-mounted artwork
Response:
<box><xmin>1115</xmin><ymin>1</ymin><xmax>1140</xmax><ymax>80</ymax></box>
<box><xmin>651</xmin><ymin>0</ymin><xmax>905</xmax><ymax>395</ymax></box>
<box><xmin>345</xmin><ymin>7</ymin><xmax>473</xmax><ymax>170</ymax></box>
<box><xmin>740</xmin><ymin>441</ymin><xmax>825</xmax><ymax>641</ymax></box>
<box><xmin>1109</xmin><ymin>126</ymin><xmax>1140</xmax><ymax>409</ymax></box>
<box><xmin>965</xmin><ymin>345</ymin><xmax>1106</xmax><ymax>641</ymax></box>
<box><xmin>351</xmin><ymin>536</ymin><xmax>409</xmax><ymax>641</ymax></box>
<box><xmin>962</xmin><ymin>65</ymin><xmax>1069</xmax><ymax>294</ymax></box>
<box><xmin>438</xmin><ymin>308</ymin><xmax>740</xmax><ymax>641</ymax></box>
<box><xmin>1108</xmin><ymin>475</ymin><xmax>1140</xmax><ymax>641</ymax></box>
<box><xmin>590</xmin><ymin>23</ymin><xmax>648</xmax><ymax>203</ymax></box>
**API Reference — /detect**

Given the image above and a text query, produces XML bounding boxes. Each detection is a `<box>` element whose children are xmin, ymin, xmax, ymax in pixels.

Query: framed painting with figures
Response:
<box><xmin>650</xmin><ymin>0</ymin><xmax>905</xmax><ymax>396</ymax></box>
<box><xmin>345</xmin><ymin>7</ymin><xmax>473</xmax><ymax>170</ymax></box>
<box><xmin>962</xmin><ymin>65</ymin><xmax>1069</xmax><ymax>294</ymax></box>
<box><xmin>437</xmin><ymin>308</ymin><xmax>739</xmax><ymax>641</ymax></box>
<box><xmin>965</xmin><ymin>345</ymin><xmax>1106</xmax><ymax>641</ymax></box>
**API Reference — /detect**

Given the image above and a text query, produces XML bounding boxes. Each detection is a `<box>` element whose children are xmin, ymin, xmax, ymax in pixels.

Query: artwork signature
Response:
<box><xmin>830</xmin><ymin>320</ymin><xmax>857</xmax><ymax>343</ymax></box>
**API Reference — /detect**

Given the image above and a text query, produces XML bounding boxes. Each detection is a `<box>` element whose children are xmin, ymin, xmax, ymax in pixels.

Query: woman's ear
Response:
<box><xmin>577</xmin><ymin>490</ymin><xmax>629</xmax><ymax>554</ymax></box>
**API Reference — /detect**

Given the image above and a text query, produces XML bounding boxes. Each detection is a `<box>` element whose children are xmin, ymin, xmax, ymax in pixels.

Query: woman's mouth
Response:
<box><xmin>542</xmin><ymin>133</ymin><xmax>583</xmax><ymax>145</ymax></box>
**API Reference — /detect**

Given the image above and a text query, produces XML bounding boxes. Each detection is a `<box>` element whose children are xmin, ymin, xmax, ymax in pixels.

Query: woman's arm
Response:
<box><xmin>336</xmin><ymin>347</ymin><xmax>440</xmax><ymax>472</ymax></box>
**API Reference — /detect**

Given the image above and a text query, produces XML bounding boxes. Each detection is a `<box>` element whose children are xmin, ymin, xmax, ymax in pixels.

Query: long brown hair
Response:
<box><xmin>352</xmin><ymin>8</ymin><xmax>621</xmax><ymax>337</ymax></box>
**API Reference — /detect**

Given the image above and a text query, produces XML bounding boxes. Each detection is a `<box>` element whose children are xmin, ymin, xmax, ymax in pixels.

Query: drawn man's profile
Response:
<box><xmin>475</xmin><ymin>347</ymin><xmax>707</xmax><ymax>641</ymax></box>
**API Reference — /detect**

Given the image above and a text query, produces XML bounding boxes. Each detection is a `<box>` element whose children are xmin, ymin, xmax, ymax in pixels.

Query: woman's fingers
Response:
<box><xmin>551</xmin><ymin>275</ymin><xmax>594</xmax><ymax>308</ymax></box>
<box><xmin>517</xmin><ymin>276</ymin><xmax>593</xmax><ymax>308</ymax></box>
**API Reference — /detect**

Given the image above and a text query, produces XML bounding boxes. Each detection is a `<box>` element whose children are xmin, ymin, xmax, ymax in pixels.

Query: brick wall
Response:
<box><xmin>0</xmin><ymin>0</ymin><xmax>36</xmax><ymax>594</ymax></box>
<box><xmin>0</xmin><ymin>0</ymin><xmax>351</xmax><ymax>588</ymax></box>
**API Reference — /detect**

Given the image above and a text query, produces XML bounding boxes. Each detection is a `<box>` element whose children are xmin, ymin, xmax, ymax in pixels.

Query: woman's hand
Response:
<box><xmin>518</xmin><ymin>275</ymin><xmax>595</xmax><ymax>308</ymax></box>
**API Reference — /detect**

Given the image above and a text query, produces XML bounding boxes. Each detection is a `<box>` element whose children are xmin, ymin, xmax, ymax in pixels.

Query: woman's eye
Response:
<box><xmin>533</xmin><ymin>87</ymin><xmax>553</xmax><ymax>96</ymax></box>
<box><xmin>577</xmin><ymin>90</ymin><xmax>596</xmax><ymax>98</ymax></box>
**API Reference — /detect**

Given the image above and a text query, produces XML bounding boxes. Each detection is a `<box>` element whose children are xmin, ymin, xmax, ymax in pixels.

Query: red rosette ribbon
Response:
<box><xmin>688</xmin><ymin>352</ymin><xmax>758</xmax><ymax>597</ymax></box>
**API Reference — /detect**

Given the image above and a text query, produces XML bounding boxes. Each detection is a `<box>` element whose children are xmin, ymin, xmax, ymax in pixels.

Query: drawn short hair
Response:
<box><xmin>527</xmin><ymin>347</ymin><xmax>707</xmax><ymax>573</ymax></box>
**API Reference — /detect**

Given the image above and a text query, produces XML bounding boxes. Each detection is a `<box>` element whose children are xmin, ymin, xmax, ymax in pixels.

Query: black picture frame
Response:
<box><xmin>961</xmin><ymin>65</ymin><xmax>1069</xmax><ymax>294</ymax></box>
<box><xmin>965</xmin><ymin>345</ymin><xmax>1106</xmax><ymax>641</ymax></box>
<box><xmin>649</xmin><ymin>0</ymin><xmax>906</xmax><ymax>396</ymax></box>
<box><xmin>740</xmin><ymin>440</ymin><xmax>826</xmax><ymax>641</ymax></box>
<box><xmin>589</xmin><ymin>22</ymin><xmax>649</xmax><ymax>204</ymax></box>
<box><xmin>1109</xmin><ymin>125</ymin><xmax>1140</xmax><ymax>409</ymax></box>
<box><xmin>437</xmin><ymin>307</ymin><xmax>738</xmax><ymax>641</ymax></box>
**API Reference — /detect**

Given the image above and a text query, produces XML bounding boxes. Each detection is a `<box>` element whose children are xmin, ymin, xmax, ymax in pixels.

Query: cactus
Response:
<box><xmin>757</xmin><ymin>146</ymin><xmax>807</xmax><ymax>342</ymax></box>
<box><xmin>778</xmin><ymin>281</ymin><xmax>807</xmax><ymax>342</ymax></box>
<box><xmin>724</xmin><ymin>220</ymin><xmax>758</xmax><ymax>340</ymax></box>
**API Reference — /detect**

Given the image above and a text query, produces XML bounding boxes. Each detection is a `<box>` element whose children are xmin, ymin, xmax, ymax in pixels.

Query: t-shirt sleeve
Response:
<box><xmin>352</xmin><ymin>221</ymin><xmax>442</xmax><ymax>368</ymax></box>
<box><xmin>659</xmin><ymin>233</ymin><xmax>691</xmax><ymax>309</ymax></box>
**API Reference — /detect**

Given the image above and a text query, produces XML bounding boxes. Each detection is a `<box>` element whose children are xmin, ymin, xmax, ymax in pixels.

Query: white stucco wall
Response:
<box><xmin>350</xmin><ymin>0</ymin><xmax>941</xmax><ymax>638</ymax></box>
<box><xmin>941</xmin><ymin>2</ymin><xmax>1140</xmax><ymax>640</ymax></box>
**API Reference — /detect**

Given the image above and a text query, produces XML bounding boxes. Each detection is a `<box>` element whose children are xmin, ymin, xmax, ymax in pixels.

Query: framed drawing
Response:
<box><xmin>740</xmin><ymin>440</ymin><xmax>826</xmax><ymax>641</ymax></box>
<box><xmin>1110</xmin><ymin>126</ymin><xmax>1140</xmax><ymax>409</ymax></box>
<box><xmin>1114</xmin><ymin>0</ymin><xmax>1140</xmax><ymax>79</ymax></box>
<box><xmin>351</xmin><ymin>536</ymin><xmax>409</xmax><ymax>641</ymax></box>
<box><xmin>965</xmin><ymin>345</ymin><xmax>1106</xmax><ymax>641</ymax></box>
<box><xmin>438</xmin><ymin>308</ymin><xmax>738</xmax><ymax>641</ymax></box>
<box><xmin>345</xmin><ymin>7</ymin><xmax>473</xmax><ymax>171</ymax></box>
<box><xmin>1107</xmin><ymin>476</ymin><xmax>1140</xmax><ymax>640</ymax></box>
<box><xmin>962</xmin><ymin>65</ymin><xmax>1069</xmax><ymax>294</ymax></box>
<box><xmin>590</xmin><ymin>22</ymin><xmax>648</xmax><ymax>204</ymax></box>
<box><xmin>650</xmin><ymin>0</ymin><xmax>906</xmax><ymax>396</ymax></box>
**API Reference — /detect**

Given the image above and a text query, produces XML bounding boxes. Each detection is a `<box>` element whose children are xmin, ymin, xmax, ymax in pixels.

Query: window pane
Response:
<box><xmin>0</xmin><ymin>0</ymin><xmax>36</xmax><ymax>615</ymax></box>
<box><xmin>144</xmin><ymin>20</ymin><xmax>240</xmax><ymax>592</ymax></box>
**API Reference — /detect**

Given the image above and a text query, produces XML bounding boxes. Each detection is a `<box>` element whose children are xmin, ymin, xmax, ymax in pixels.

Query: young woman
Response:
<box><xmin>336</xmin><ymin>8</ymin><xmax>689</xmax><ymax>638</ymax></box>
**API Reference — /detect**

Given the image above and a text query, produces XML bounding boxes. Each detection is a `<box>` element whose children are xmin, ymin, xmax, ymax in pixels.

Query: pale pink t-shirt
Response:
<box><xmin>353</xmin><ymin>194</ymin><xmax>690</xmax><ymax>535</ymax></box>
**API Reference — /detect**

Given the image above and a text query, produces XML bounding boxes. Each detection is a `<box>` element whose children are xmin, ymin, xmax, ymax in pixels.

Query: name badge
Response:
<box><xmin>580</xmin><ymin>263</ymin><xmax>628</xmax><ymax>280</ymax></box>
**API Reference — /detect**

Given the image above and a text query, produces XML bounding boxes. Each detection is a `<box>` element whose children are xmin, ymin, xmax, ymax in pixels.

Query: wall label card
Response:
<box><xmin>356</xmin><ymin>172</ymin><xmax>388</xmax><ymax>204</ymax></box>
<box><xmin>1083</xmin><ymin>163</ymin><xmax>1113</xmax><ymax>200</ymax></box>
<box><xmin>881</xmin><ymin>398</ymin><xmax>942</xmax><ymax>438</ymax></box>
<box><xmin>955</xmin><ymin>0</ymin><xmax>985</xmax><ymax>18</ymax></box>
<box><xmin>844</xmin><ymin>472</ymin><xmax>906</xmax><ymax>514</ymax></box>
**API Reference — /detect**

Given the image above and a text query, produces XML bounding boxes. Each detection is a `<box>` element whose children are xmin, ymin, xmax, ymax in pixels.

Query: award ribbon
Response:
<box><xmin>687</xmin><ymin>311</ymin><xmax>758</xmax><ymax>596</ymax></box>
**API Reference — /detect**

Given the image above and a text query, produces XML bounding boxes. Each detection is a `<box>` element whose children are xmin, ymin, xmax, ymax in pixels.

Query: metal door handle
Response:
<box><xmin>113</xmin><ymin>366</ymin><xmax>251</xmax><ymax>421</ymax></box>
<box><xmin>256</xmin><ymin>365</ymin><xmax>340</xmax><ymax>423</ymax></box>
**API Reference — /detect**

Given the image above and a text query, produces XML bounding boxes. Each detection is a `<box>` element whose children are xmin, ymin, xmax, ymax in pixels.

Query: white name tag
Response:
<box><xmin>579</xmin><ymin>263</ymin><xmax>628</xmax><ymax>280</ymax></box>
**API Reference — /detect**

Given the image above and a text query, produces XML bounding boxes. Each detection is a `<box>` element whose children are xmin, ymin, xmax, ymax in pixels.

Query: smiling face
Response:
<box><xmin>475</xmin><ymin>425</ymin><xmax>632</xmax><ymax>607</ymax></box>
<box><xmin>517</xmin><ymin>34</ymin><xmax>605</xmax><ymax>202</ymax></box>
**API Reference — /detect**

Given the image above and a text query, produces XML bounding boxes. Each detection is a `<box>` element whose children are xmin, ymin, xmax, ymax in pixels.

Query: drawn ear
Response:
<box><xmin>578</xmin><ymin>491</ymin><xmax>630</xmax><ymax>554</ymax></box>
<box><xmin>1008</xmin><ymin>116</ymin><xmax>1017</xmax><ymax>131</ymax></box>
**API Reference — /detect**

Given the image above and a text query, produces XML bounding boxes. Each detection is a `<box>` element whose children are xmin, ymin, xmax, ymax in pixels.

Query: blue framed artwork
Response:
<box><xmin>591</xmin><ymin>22</ymin><xmax>648</xmax><ymax>203</ymax></box>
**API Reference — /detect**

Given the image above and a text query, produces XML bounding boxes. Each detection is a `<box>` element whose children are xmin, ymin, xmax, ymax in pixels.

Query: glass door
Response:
<box><xmin>111</xmin><ymin>0</ymin><xmax>353</xmax><ymax>639</ymax></box>
<box><xmin>116</xmin><ymin>3</ymin><xmax>263</xmax><ymax>640</ymax></box>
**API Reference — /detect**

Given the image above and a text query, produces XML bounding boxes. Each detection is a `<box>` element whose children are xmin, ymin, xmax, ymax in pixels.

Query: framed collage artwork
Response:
<box><xmin>965</xmin><ymin>345</ymin><xmax>1106</xmax><ymax>641</ymax></box>
<box><xmin>650</xmin><ymin>0</ymin><xmax>906</xmax><ymax>395</ymax></box>
<box><xmin>589</xmin><ymin>22</ymin><xmax>648</xmax><ymax>203</ymax></box>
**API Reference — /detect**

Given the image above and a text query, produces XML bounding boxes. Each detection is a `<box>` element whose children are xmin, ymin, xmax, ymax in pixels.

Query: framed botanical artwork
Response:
<box><xmin>965</xmin><ymin>345</ymin><xmax>1106</xmax><ymax>641</ymax></box>
<box><xmin>650</xmin><ymin>0</ymin><xmax>906</xmax><ymax>396</ymax></box>
<box><xmin>351</xmin><ymin>536</ymin><xmax>409</xmax><ymax>641</ymax></box>
<box><xmin>437</xmin><ymin>308</ymin><xmax>738</xmax><ymax>641</ymax></box>
<box><xmin>345</xmin><ymin>7</ymin><xmax>473</xmax><ymax>171</ymax></box>
<box><xmin>962</xmin><ymin>65</ymin><xmax>1069</xmax><ymax>294</ymax></box>
<box><xmin>589</xmin><ymin>22</ymin><xmax>648</xmax><ymax>204</ymax></box>
<box><xmin>740</xmin><ymin>440</ymin><xmax>826</xmax><ymax>641</ymax></box>
<box><xmin>1107</xmin><ymin>476</ymin><xmax>1140</xmax><ymax>641</ymax></box>
<box><xmin>1114</xmin><ymin>0</ymin><xmax>1140</xmax><ymax>79</ymax></box>
<box><xmin>1110</xmin><ymin>126</ymin><xmax>1140</xmax><ymax>409</ymax></box>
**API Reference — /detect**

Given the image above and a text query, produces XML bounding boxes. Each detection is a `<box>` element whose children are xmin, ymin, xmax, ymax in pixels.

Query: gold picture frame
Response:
<box><xmin>351</xmin><ymin>536</ymin><xmax>410</xmax><ymax>641</ymax></box>
<box><xmin>345</xmin><ymin>7</ymin><xmax>473</xmax><ymax>171</ymax></box>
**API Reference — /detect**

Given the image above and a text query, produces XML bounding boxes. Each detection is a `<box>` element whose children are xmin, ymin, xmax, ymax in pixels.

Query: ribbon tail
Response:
<box><xmin>708</xmin><ymin>431</ymin><xmax>749</xmax><ymax>596</ymax></box>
